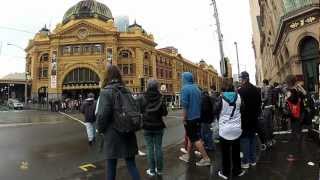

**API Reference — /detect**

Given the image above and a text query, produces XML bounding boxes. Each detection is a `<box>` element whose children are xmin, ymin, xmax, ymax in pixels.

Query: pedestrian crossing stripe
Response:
<box><xmin>79</xmin><ymin>163</ymin><xmax>96</xmax><ymax>172</ymax></box>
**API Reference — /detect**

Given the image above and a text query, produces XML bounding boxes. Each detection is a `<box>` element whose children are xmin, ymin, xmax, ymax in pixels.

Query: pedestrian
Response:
<box><xmin>283</xmin><ymin>75</ymin><xmax>306</xmax><ymax>158</ymax></box>
<box><xmin>138</xmin><ymin>79</ymin><xmax>168</xmax><ymax>176</ymax></box>
<box><xmin>80</xmin><ymin>93</ymin><xmax>97</xmax><ymax>146</ymax></box>
<box><xmin>200</xmin><ymin>90</ymin><xmax>215</xmax><ymax>151</ymax></box>
<box><xmin>215</xmin><ymin>81</ymin><xmax>245</xmax><ymax>179</ymax></box>
<box><xmin>238</xmin><ymin>71</ymin><xmax>262</xmax><ymax>169</ymax></box>
<box><xmin>260</xmin><ymin>79</ymin><xmax>275</xmax><ymax>149</ymax></box>
<box><xmin>178</xmin><ymin>72</ymin><xmax>211</xmax><ymax>167</ymax></box>
<box><xmin>96</xmin><ymin>65</ymin><xmax>141</xmax><ymax>180</ymax></box>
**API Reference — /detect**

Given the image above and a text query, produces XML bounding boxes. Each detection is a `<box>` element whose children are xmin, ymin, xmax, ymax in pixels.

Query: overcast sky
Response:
<box><xmin>0</xmin><ymin>0</ymin><xmax>255</xmax><ymax>82</ymax></box>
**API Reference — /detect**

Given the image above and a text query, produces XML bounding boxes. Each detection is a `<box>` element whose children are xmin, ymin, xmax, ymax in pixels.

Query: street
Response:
<box><xmin>0</xmin><ymin>110</ymin><xmax>319</xmax><ymax>180</ymax></box>
<box><xmin>0</xmin><ymin>110</ymin><xmax>185</xmax><ymax>180</ymax></box>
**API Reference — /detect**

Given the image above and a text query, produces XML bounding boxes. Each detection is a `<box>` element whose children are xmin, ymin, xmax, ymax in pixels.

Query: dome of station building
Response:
<box><xmin>62</xmin><ymin>0</ymin><xmax>113</xmax><ymax>24</ymax></box>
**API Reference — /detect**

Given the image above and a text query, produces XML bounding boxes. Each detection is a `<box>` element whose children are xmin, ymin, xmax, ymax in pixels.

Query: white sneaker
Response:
<box><xmin>180</xmin><ymin>147</ymin><xmax>188</xmax><ymax>154</ymax></box>
<box><xmin>194</xmin><ymin>150</ymin><xmax>202</xmax><ymax>157</ymax></box>
<box><xmin>196</xmin><ymin>158</ymin><xmax>211</xmax><ymax>167</ymax></box>
<box><xmin>179</xmin><ymin>154</ymin><xmax>190</xmax><ymax>163</ymax></box>
<box><xmin>241</xmin><ymin>163</ymin><xmax>249</xmax><ymax>169</ymax></box>
<box><xmin>250</xmin><ymin>162</ymin><xmax>257</xmax><ymax>166</ymax></box>
<box><xmin>138</xmin><ymin>150</ymin><xmax>146</xmax><ymax>156</ymax></box>
<box><xmin>146</xmin><ymin>169</ymin><xmax>156</xmax><ymax>176</ymax></box>
<box><xmin>237</xmin><ymin>170</ymin><xmax>246</xmax><ymax>177</ymax></box>
<box><xmin>218</xmin><ymin>171</ymin><xmax>228</xmax><ymax>179</ymax></box>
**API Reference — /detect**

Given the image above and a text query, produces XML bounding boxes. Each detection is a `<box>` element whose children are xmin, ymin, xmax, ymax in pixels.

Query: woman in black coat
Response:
<box><xmin>96</xmin><ymin>65</ymin><xmax>141</xmax><ymax>180</ymax></box>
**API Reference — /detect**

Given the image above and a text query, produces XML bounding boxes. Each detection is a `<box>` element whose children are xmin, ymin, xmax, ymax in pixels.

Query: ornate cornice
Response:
<box><xmin>273</xmin><ymin>3</ymin><xmax>320</xmax><ymax>55</ymax></box>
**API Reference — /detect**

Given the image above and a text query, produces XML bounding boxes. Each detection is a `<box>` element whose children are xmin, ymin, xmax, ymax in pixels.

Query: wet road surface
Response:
<box><xmin>0</xmin><ymin>110</ymin><xmax>184</xmax><ymax>180</ymax></box>
<box><xmin>60</xmin><ymin>134</ymin><xmax>320</xmax><ymax>180</ymax></box>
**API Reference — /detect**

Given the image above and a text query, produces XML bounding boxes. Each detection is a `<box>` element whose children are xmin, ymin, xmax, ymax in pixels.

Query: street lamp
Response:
<box><xmin>7</xmin><ymin>43</ymin><xmax>28</xmax><ymax>104</ymax></box>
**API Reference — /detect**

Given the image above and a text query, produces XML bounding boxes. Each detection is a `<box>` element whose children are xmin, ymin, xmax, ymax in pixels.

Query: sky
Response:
<box><xmin>0</xmin><ymin>0</ymin><xmax>256</xmax><ymax>82</ymax></box>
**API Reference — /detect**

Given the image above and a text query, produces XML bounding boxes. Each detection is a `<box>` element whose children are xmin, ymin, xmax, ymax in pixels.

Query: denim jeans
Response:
<box><xmin>85</xmin><ymin>122</ymin><xmax>96</xmax><ymax>141</ymax></box>
<box><xmin>240</xmin><ymin>135</ymin><xmax>257</xmax><ymax>164</ymax></box>
<box><xmin>144</xmin><ymin>130</ymin><xmax>164</xmax><ymax>173</ymax></box>
<box><xmin>201</xmin><ymin>123</ymin><xmax>214</xmax><ymax>150</ymax></box>
<box><xmin>106</xmin><ymin>158</ymin><xmax>140</xmax><ymax>180</ymax></box>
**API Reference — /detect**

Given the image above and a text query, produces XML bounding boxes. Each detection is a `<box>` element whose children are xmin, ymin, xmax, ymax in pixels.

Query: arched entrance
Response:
<box><xmin>299</xmin><ymin>36</ymin><xmax>320</xmax><ymax>92</ymax></box>
<box><xmin>62</xmin><ymin>67</ymin><xmax>100</xmax><ymax>99</ymax></box>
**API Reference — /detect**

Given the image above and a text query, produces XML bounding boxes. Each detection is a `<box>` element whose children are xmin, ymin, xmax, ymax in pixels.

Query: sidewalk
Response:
<box><xmin>59</xmin><ymin>133</ymin><xmax>319</xmax><ymax>180</ymax></box>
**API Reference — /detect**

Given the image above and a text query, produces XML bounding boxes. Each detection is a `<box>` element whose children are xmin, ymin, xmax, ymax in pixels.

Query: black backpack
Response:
<box><xmin>108</xmin><ymin>86</ymin><xmax>143</xmax><ymax>133</ymax></box>
<box><xmin>201</xmin><ymin>92</ymin><xmax>214</xmax><ymax>123</ymax></box>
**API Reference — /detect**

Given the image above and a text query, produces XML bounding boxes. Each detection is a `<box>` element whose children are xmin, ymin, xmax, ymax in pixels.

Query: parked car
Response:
<box><xmin>7</xmin><ymin>99</ymin><xmax>24</xmax><ymax>110</ymax></box>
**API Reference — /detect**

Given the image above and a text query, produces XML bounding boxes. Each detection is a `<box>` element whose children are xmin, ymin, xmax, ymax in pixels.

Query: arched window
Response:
<box><xmin>40</xmin><ymin>53</ymin><xmax>49</xmax><ymax>62</ymax></box>
<box><xmin>119</xmin><ymin>50</ymin><xmax>132</xmax><ymax>59</ymax></box>
<box><xmin>63</xmin><ymin>68</ymin><xmax>100</xmax><ymax>86</ymax></box>
<box><xmin>299</xmin><ymin>36</ymin><xmax>320</xmax><ymax>92</ymax></box>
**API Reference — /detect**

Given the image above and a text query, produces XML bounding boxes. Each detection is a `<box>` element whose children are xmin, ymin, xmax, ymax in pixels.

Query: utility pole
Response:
<box><xmin>210</xmin><ymin>0</ymin><xmax>226</xmax><ymax>77</ymax></box>
<box><xmin>234</xmin><ymin>42</ymin><xmax>240</xmax><ymax>78</ymax></box>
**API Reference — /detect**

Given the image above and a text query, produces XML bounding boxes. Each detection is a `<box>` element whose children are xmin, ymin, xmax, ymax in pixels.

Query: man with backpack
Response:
<box><xmin>178</xmin><ymin>72</ymin><xmax>211</xmax><ymax>167</ymax></box>
<box><xmin>80</xmin><ymin>93</ymin><xmax>97</xmax><ymax>146</ymax></box>
<box><xmin>283</xmin><ymin>75</ymin><xmax>306</xmax><ymax>143</ymax></box>
<box><xmin>200</xmin><ymin>90</ymin><xmax>215</xmax><ymax>151</ymax></box>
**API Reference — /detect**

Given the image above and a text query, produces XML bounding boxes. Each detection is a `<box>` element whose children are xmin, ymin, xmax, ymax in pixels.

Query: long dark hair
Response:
<box><xmin>102</xmin><ymin>65</ymin><xmax>124</xmax><ymax>87</ymax></box>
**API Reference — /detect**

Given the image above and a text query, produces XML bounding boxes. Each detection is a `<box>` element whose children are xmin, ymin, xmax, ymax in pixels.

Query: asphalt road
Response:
<box><xmin>0</xmin><ymin>110</ymin><xmax>184</xmax><ymax>180</ymax></box>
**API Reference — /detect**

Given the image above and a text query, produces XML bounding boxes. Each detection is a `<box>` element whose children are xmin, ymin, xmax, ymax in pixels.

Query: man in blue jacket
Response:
<box><xmin>178</xmin><ymin>72</ymin><xmax>211</xmax><ymax>167</ymax></box>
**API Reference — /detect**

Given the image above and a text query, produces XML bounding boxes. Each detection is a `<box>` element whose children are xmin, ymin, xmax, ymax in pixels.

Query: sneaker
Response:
<box><xmin>218</xmin><ymin>171</ymin><xmax>228</xmax><ymax>179</ymax></box>
<box><xmin>179</xmin><ymin>154</ymin><xmax>190</xmax><ymax>163</ymax></box>
<box><xmin>180</xmin><ymin>147</ymin><xmax>188</xmax><ymax>154</ymax></box>
<box><xmin>194</xmin><ymin>150</ymin><xmax>202</xmax><ymax>157</ymax></box>
<box><xmin>138</xmin><ymin>150</ymin><xmax>146</xmax><ymax>156</ymax></box>
<box><xmin>236</xmin><ymin>170</ymin><xmax>246</xmax><ymax>177</ymax></box>
<box><xmin>196</xmin><ymin>158</ymin><xmax>211</xmax><ymax>167</ymax></box>
<box><xmin>250</xmin><ymin>162</ymin><xmax>257</xmax><ymax>166</ymax></box>
<box><xmin>241</xmin><ymin>163</ymin><xmax>249</xmax><ymax>169</ymax></box>
<box><xmin>146</xmin><ymin>169</ymin><xmax>156</xmax><ymax>176</ymax></box>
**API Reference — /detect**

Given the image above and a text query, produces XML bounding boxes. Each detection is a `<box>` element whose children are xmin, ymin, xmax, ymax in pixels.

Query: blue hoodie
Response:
<box><xmin>181</xmin><ymin>72</ymin><xmax>201</xmax><ymax>121</ymax></box>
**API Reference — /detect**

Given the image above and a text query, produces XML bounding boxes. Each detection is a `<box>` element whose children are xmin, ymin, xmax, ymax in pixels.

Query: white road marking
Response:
<box><xmin>0</xmin><ymin>121</ymin><xmax>62</xmax><ymax>128</ymax></box>
<box><xmin>273</xmin><ymin>129</ymin><xmax>309</xmax><ymax>135</ymax></box>
<box><xmin>59</xmin><ymin>112</ymin><xmax>99</xmax><ymax>133</ymax></box>
<box><xmin>58</xmin><ymin>112</ymin><xmax>86</xmax><ymax>126</ymax></box>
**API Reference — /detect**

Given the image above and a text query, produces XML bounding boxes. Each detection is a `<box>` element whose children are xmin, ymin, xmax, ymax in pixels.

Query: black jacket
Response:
<box><xmin>138</xmin><ymin>90</ymin><xmax>168</xmax><ymax>131</ymax></box>
<box><xmin>238</xmin><ymin>83</ymin><xmax>262</xmax><ymax>136</ymax></box>
<box><xmin>96</xmin><ymin>81</ymin><xmax>138</xmax><ymax>159</ymax></box>
<box><xmin>80</xmin><ymin>99</ymin><xmax>96</xmax><ymax>123</ymax></box>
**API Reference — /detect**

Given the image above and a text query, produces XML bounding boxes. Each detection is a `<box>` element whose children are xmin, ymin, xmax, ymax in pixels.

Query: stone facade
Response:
<box><xmin>250</xmin><ymin>0</ymin><xmax>320</xmax><ymax>89</ymax></box>
<box><xmin>25</xmin><ymin>0</ymin><xmax>222</xmax><ymax>100</ymax></box>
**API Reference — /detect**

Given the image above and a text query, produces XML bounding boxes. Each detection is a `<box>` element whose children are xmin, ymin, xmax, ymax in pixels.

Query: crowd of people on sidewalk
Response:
<box><xmin>79</xmin><ymin>65</ymin><xmax>316</xmax><ymax>180</ymax></box>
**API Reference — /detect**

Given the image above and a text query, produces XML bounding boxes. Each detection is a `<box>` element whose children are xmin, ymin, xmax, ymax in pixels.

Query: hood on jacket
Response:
<box><xmin>142</xmin><ymin>79</ymin><xmax>162</xmax><ymax>112</ymax></box>
<box><xmin>182</xmin><ymin>72</ymin><xmax>194</xmax><ymax>86</ymax></box>
<box><xmin>223</xmin><ymin>92</ymin><xmax>237</xmax><ymax>104</ymax></box>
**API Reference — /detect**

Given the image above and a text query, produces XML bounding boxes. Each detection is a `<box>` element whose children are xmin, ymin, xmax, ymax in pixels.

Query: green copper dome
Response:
<box><xmin>62</xmin><ymin>0</ymin><xmax>113</xmax><ymax>24</ymax></box>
